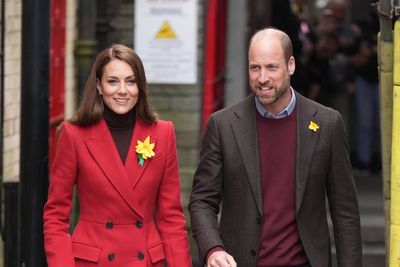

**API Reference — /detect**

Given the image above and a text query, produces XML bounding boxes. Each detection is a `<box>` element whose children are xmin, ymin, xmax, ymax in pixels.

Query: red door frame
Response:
<box><xmin>201</xmin><ymin>0</ymin><xmax>228</xmax><ymax>129</ymax></box>
<box><xmin>49</xmin><ymin>0</ymin><xmax>66</xmax><ymax>166</ymax></box>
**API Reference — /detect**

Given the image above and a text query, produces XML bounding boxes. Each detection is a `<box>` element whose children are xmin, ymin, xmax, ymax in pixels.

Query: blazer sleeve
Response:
<box><xmin>188</xmin><ymin>115</ymin><xmax>225</xmax><ymax>264</ymax></box>
<box><xmin>43</xmin><ymin>123</ymin><xmax>78</xmax><ymax>267</ymax></box>
<box><xmin>155</xmin><ymin>121</ymin><xmax>192</xmax><ymax>267</ymax></box>
<box><xmin>326</xmin><ymin>112</ymin><xmax>362</xmax><ymax>267</ymax></box>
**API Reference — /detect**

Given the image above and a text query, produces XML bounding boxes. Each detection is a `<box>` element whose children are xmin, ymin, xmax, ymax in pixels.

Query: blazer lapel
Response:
<box><xmin>295</xmin><ymin>93</ymin><xmax>321</xmax><ymax>214</ymax></box>
<box><xmin>124</xmin><ymin>119</ymin><xmax>156</xmax><ymax>189</ymax></box>
<box><xmin>231</xmin><ymin>95</ymin><xmax>263</xmax><ymax>215</ymax></box>
<box><xmin>85</xmin><ymin>119</ymin><xmax>143</xmax><ymax>218</ymax></box>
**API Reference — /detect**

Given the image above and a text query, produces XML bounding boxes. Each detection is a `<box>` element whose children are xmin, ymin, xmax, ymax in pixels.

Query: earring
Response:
<box><xmin>98</xmin><ymin>90</ymin><xmax>103</xmax><ymax>95</ymax></box>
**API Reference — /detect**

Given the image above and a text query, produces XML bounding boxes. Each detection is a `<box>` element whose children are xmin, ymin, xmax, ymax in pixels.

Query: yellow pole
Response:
<box><xmin>390</xmin><ymin>20</ymin><xmax>400</xmax><ymax>267</ymax></box>
<box><xmin>379</xmin><ymin>30</ymin><xmax>394</xmax><ymax>265</ymax></box>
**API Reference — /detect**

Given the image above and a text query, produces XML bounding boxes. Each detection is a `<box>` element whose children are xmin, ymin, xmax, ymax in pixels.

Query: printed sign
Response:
<box><xmin>134</xmin><ymin>0</ymin><xmax>198</xmax><ymax>84</ymax></box>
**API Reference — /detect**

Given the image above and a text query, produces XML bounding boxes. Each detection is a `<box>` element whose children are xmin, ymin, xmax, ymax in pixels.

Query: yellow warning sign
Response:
<box><xmin>155</xmin><ymin>21</ymin><xmax>177</xmax><ymax>39</ymax></box>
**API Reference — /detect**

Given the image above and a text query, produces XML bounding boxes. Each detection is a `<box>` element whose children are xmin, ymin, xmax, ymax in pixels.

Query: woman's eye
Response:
<box><xmin>107</xmin><ymin>80</ymin><xmax>118</xmax><ymax>85</ymax></box>
<box><xmin>126</xmin><ymin>79</ymin><xmax>136</xmax><ymax>86</ymax></box>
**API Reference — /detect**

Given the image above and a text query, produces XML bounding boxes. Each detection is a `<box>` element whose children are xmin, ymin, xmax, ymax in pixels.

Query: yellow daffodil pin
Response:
<box><xmin>308</xmin><ymin>121</ymin><xmax>319</xmax><ymax>132</ymax></box>
<box><xmin>135</xmin><ymin>136</ymin><xmax>155</xmax><ymax>166</ymax></box>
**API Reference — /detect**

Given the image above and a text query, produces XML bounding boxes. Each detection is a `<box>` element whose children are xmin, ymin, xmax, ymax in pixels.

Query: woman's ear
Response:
<box><xmin>96</xmin><ymin>79</ymin><xmax>102</xmax><ymax>95</ymax></box>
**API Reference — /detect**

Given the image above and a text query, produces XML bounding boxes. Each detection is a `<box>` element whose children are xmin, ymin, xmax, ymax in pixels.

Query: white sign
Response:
<box><xmin>134</xmin><ymin>0</ymin><xmax>198</xmax><ymax>84</ymax></box>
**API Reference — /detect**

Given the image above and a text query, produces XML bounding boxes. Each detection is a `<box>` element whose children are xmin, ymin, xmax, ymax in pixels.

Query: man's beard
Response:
<box><xmin>256</xmin><ymin>75</ymin><xmax>290</xmax><ymax>107</ymax></box>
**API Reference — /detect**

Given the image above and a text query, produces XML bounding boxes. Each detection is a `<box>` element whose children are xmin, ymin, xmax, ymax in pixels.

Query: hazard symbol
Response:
<box><xmin>155</xmin><ymin>21</ymin><xmax>177</xmax><ymax>39</ymax></box>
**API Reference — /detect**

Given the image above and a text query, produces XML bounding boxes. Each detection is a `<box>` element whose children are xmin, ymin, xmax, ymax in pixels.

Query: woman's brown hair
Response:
<box><xmin>70</xmin><ymin>44</ymin><xmax>157</xmax><ymax>126</ymax></box>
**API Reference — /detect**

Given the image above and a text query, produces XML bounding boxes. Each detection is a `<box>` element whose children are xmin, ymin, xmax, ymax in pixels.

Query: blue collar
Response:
<box><xmin>255</xmin><ymin>87</ymin><xmax>296</xmax><ymax>119</ymax></box>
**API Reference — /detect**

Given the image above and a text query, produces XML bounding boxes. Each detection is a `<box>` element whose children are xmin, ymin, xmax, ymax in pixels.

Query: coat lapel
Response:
<box><xmin>124</xmin><ymin>119</ymin><xmax>157</xmax><ymax>189</ymax></box>
<box><xmin>85</xmin><ymin>119</ymin><xmax>143</xmax><ymax>218</ymax></box>
<box><xmin>295</xmin><ymin>93</ymin><xmax>321</xmax><ymax>214</ymax></box>
<box><xmin>231</xmin><ymin>95</ymin><xmax>263</xmax><ymax>215</ymax></box>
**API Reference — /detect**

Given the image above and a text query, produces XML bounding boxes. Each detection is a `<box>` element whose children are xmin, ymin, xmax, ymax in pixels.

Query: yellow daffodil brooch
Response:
<box><xmin>135</xmin><ymin>136</ymin><xmax>155</xmax><ymax>167</ymax></box>
<box><xmin>308</xmin><ymin>121</ymin><xmax>319</xmax><ymax>132</ymax></box>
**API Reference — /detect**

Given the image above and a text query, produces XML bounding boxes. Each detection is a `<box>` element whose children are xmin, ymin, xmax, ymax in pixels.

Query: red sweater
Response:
<box><xmin>256</xmin><ymin>109</ymin><xmax>308</xmax><ymax>266</ymax></box>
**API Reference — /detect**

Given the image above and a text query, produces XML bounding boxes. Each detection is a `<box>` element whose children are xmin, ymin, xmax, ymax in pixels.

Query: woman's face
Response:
<box><xmin>97</xmin><ymin>59</ymin><xmax>139</xmax><ymax>115</ymax></box>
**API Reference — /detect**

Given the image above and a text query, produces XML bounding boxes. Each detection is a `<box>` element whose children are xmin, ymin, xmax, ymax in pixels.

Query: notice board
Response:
<box><xmin>134</xmin><ymin>0</ymin><xmax>198</xmax><ymax>84</ymax></box>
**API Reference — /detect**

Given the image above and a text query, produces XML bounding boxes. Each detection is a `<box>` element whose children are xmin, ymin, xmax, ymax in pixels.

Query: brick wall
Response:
<box><xmin>3</xmin><ymin>0</ymin><xmax>22</xmax><ymax>183</ymax></box>
<box><xmin>3</xmin><ymin>0</ymin><xmax>76</xmax><ymax>180</ymax></box>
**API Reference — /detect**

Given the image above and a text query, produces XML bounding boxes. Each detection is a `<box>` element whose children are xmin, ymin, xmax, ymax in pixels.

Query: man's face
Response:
<box><xmin>248</xmin><ymin>38</ymin><xmax>295</xmax><ymax>115</ymax></box>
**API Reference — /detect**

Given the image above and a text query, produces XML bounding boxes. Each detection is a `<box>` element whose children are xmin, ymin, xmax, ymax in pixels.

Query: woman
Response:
<box><xmin>43</xmin><ymin>44</ymin><xmax>192</xmax><ymax>267</ymax></box>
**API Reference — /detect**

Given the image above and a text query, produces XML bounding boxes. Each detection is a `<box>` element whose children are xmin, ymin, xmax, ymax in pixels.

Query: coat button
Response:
<box><xmin>108</xmin><ymin>252</ymin><xmax>116</xmax><ymax>261</ymax></box>
<box><xmin>137</xmin><ymin>252</ymin><xmax>145</xmax><ymax>260</ymax></box>
<box><xmin>106</xmin><ymin>221</ymin><xmax>113</xmax><ymax>229</ymax></box>
<box><xmin>251</xmin><ymin>249</ymin><xmax>257</xmax><ymax>256</ymax></box>
<box><xmin>135</xmin><ymin>220</ymin><xmax>143</xmax><ymax>228</ymax></box>
<box><xmin>256</xmin><ymin>217</ymin><xmax>262</xmax><ymax>224</ymax></box>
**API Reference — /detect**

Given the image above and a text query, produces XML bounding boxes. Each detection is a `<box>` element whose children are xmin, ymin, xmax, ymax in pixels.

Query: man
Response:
<box><xmin>189</xmin><ymin>28</ymin><xmax>362</xmax><ymax>267</ymax></box>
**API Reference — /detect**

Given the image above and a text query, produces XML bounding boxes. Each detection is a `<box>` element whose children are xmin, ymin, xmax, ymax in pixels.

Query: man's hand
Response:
<box><xmin>207</xmin><ymin>251</ymin><xmax>237</xmax><ymax>267</ymax></box>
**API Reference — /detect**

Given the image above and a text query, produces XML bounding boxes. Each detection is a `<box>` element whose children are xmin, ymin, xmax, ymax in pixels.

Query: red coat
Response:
<box><xmin>43</xmin><ymin>118</ymin><xmax>192</xmax><ymax>267</ymax></box>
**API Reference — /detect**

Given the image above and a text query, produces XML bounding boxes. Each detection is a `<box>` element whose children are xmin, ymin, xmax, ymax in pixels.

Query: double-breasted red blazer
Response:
<box><xmin>43</xmin><ymin>118</ymin><xmax>192</xmax><ymax>267</ymax></box>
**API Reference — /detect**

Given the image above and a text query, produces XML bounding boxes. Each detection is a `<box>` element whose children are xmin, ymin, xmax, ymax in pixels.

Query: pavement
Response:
<box><xmin>356</xmin><ymin>172</ymin><xmax>386</xmax><ymax>267</ymax></box>
<box><xmin>331</xmin><ymin>172</ymin><xmax>386</xmax><ymax>267</ymax></box>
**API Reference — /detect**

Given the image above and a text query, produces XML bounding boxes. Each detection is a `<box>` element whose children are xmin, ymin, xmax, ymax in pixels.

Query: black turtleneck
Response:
<box><xmin>103</xmin><ymin>104</ymin><xmax>136</xmax><ymax>164</ymax></box>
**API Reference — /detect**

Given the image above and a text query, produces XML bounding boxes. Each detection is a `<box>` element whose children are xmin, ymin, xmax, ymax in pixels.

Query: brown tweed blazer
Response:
<box><xmin>189</xmin><ymin>92</ymin><xmax>362</xmax><ymax>267</ymax></box>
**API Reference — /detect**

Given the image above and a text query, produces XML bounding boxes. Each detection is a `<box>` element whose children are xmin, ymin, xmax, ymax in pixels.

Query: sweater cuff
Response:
<box><xmin>206</xmin><ymin>246</ymin><xmax>225</xmax><ymax>263</ymax></box>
